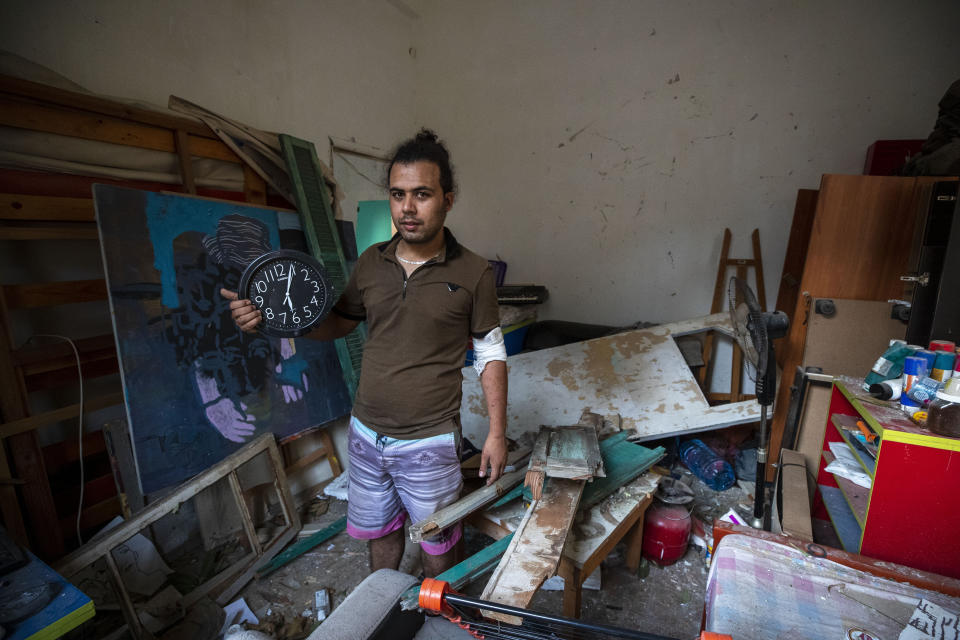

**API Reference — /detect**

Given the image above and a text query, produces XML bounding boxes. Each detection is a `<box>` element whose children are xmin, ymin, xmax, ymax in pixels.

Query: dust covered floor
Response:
<box><xmin>242</xmin><ymin>465</ymin><xmax>752</xmax><ymax>639</ymax></box>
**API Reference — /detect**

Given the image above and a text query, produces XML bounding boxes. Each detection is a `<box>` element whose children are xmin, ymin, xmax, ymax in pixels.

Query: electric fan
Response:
<box><xmin>728</xmin><ymin>276</ymin><xmax>789</xmax><ymax>528</ymax></box>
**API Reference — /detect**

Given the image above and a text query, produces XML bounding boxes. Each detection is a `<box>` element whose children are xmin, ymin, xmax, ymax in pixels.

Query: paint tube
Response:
<box><xmin>869</xmin><ymin>378</ymin><xmax>902</xmax><ymax>401</ymax></box>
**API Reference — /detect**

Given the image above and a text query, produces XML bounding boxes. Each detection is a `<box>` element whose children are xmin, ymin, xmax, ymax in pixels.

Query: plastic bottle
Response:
<box><xmin>928</xmin><ymin>378</ymin><xmax>960</xmax><ymax>438</ymax></box>
<box><xmin>679</xmin><ymin>439</ymin><xmax>735</xmax><ymax>491</ymax></box>
<box><xmin>863</xmin><ymin>341</ymin><xmax>915</xmax><ymax>390</ymax></box>
<box><xmin>905</xmin><ymin>376</ymin><xmax>944</xmax><ymax>404</ymax></box>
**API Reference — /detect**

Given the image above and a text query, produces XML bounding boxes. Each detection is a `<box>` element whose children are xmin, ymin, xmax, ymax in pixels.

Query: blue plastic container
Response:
<box><xmin>679</xmin><ymin>439</ymin><xmax>735</xmax><ymax>491</ymax></box>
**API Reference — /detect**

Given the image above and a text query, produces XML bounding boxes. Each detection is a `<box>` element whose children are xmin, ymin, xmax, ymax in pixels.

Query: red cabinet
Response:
<box><xmin>815</xmin><ymin>377</ymin><xmax>960</xmax><ymax>578</ymax></box>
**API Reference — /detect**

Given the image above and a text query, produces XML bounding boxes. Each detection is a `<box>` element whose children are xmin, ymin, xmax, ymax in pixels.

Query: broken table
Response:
<box><xmin>473</xmin><ymin>471</ymin><xmax>662</xmax><ymax>619</ymax></box>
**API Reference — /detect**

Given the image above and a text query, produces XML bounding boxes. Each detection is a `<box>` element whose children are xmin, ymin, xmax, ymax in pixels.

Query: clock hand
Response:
<box><xmin>285</xmin><ymin>266</ymin><xmax>294</xmax><ymax>296</ymax></box>
<box><xmin>286</xmin><ymin>294</ymin><xmax>294</xmax><ymax>312</ymax></box>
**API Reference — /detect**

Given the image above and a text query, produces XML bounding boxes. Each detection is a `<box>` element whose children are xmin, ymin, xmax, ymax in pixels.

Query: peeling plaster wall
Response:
<box><xmin>411</xmin><ymin>1</ymin><xmax>960</xmax><ymax>325</ymax></box>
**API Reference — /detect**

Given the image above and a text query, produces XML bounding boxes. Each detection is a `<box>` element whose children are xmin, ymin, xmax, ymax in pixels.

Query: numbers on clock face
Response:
<box><xmin>247</xmin><ymin>259</ymin><xmax>327</xmax><ymax>332</ymax></box>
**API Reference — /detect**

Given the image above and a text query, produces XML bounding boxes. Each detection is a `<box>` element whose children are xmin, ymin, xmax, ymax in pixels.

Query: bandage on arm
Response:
<box><xmin>473</xmin><ymin>327</ymin><xmax>507</xmax><ymax>376</ymax></box>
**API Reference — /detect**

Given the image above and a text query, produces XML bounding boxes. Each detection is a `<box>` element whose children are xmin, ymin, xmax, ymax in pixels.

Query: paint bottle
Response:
<box><xmin>915</xmin><ymin>349</ymin><xmax>938</xmax><ymax>373</ymax></box>
<box><xmin>863</xmin><ymin>340</ymin><xmax>915</xmax><ymax>390</ymax></box>
<box><xmin>678</xmin><ymin>439</ymin><xmax>735</xmax><ymax>491</ymax></box>
<box><xmin>929</xmin><ymin>339</ymin><xmax>956</xmax><ymax>353</ymax></box>
<box><xmin>901</xmin><ymin>355</ymin><xmax>927</xmax><ymax>394</ymax></box>
<box><xmin>900</xmin><ymin>356</ymin><xmax>927</xmax><ymax>413</ymax></box>
<box><xmin>931</xmin><ymin>351</ymin><xmax>956</xmax><ymax>382</ymax></box>
<box><xmin>869</xmin><ymin>378</ymin><xmax>902</xmax><ymax>401</ymax></box>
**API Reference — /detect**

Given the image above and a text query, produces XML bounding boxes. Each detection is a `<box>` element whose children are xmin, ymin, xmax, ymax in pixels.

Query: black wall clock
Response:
<box><xmin>238</xmin><ymin>249</ymin><xmax>335</xmax><ymax>338</ymax></box>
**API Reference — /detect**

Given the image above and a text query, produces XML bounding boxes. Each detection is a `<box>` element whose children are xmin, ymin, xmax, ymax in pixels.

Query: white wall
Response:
<box><xmin>4</xmin><ymin>0</ymin><xmax>956</xmax><ymax>323</ymax></box>
<box><xmin>0</xmin><ymin>0</ymin><xmax>419</xmax><ymax>163</ymax></box>
<box><xmin>411</xmin><ymin>0</ymin><xmax>960</xmax><ymax>325</ymax></box>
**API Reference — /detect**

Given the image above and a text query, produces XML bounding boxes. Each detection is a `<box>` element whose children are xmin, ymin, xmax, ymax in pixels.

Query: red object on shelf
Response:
<box><xmin>864</xmin><ymin>139</ymin><xmax>925</xmax><ymax>175</ymax></box>
<box><xmin>642</xmin><ymin>503</ymin><xmax>692</xmax><ymax>565</ymax></box>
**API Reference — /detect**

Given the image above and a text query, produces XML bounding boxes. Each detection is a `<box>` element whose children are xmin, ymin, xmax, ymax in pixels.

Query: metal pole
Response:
<box><xmin>752</xmin><ymin>403</ymin><xmax>768</xmax><ymax>529</ymax></box>
<box><xmin>443</xmin><ymin>592</ymin><xmax>680</xmax><ymax>640</ymax></box>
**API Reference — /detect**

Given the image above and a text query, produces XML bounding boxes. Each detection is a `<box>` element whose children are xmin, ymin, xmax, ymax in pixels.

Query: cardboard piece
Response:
<box><xmin>779</xmin><ymin>448</ymin><xmax>813</xmax><ymax>542</ymax></box>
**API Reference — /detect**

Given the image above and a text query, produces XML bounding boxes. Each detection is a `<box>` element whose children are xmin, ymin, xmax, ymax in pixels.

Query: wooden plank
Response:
<box><xmin>527</xmin><ymin>425</ymin><xmax>603</xmax><ymax>480</ymax></box>
<box><xmin>0</xmin><ymin>392</ymin><xmax>124</xmax><ymax>439</ymax></box>
<box><xmin>0</xmin><ymin>225</ymin><xmax>99</xmax><ymax>240</ymax></box>
<box><xmin>0</xmin><ymin>193</ymin><xmax>95</xmax><ymax>221</ymax></box>
<box><xmin>0</xmin><ymin>286</ymin><xmax>61</xmax><ymax>556</ymax></box>
<box><xmin>3</xmin><ymin>279</ymin><xmax>107</xmax><ymax>309</ymax></box>
<box><xmin>213</xmin><ymin>525</ymin><xmax>298</xmax><ymax>606</ymax></box>
<box><xmin>768</xmin><ymin>175</ymin><xmax>953</xmax><ymax>480</ymax></box>
<box><xmin>43</xmin><ymin>429</ymin><xmax>107</xmax><ymax>470</ymax></box>
<box><xmin>16</xmin><ymin>333</ymin><xmax>116</xmax><ymax>368</ymax></box>
<box><xmin>105</xmin><ymin>548</ymin><xmax>150</xmax><ymax>640</ymax></box>
<box><xmin>699</xmin><ymin>228</ymin><xmax>732</xmax><ymax>388</ymax></box>
<box><xmin>173</xmin><ymin>130</ymin><xmax>197</xmax><ymax>194</ymax></box>
<box><xmin>409</xmin><ymin>467</ymin><xmax>525</xmax><ymax>542</ymax></box>
<box><xmin>461</xmin><ymin>313</ymin><xmax>763</xmax><ymax>445</ymax></box>
<box><xmin>400</xmin><ymin>532</ymin><xmax>515</xmax><ymax>610</ymax></box>
<box><xmin>774</xmin><ymin>189</ymin><xmax>818</xmax><ymax>350</ymax></box>
<box><xmin>480</xmin><ymin>478</ymin><xmax>584</xmax><ymax>623</ymax></box>
<box><xmin>59</xmin><ymin>495</ymin><xmax>121</xmax><ymax>535</ymax></box>
<box><xmin>243</xmin><ymin>165</ymin><xmax>267</xmax><ymax>205</ymax></box>
<box><xmin>56</xmin><ymin>433</ymin><xmax>279</xmax><ymax>576</ymax></box>
<box><xmin>227</xmin><ymin>471</ymin><xmax>262</xmax><ymax>556</ymax></box>
<box><xmin>0</xmin><ymin>95</ymin><xmax>237</xmax><ymax>162</ymax></box>
<box><xmin>167</xmin><ymin>95</ymin><xmax>294</xmax><ymax>203</ymax></box>
<box><xmin>319</xmin><ymin>430</ymin><xmax>342</xmax><ymax>477</ymax></box>
<box><xmin>779</xmin><ymin>448</ymin><xmax>813</xmax><ymax>541</ymax></box>
<box><xmin>751</xmin><ymin>228</ymin><xmax>766</xmax><ymax>310</ymax></box>
<box><xmin>0</xmin><ymin>73</ymin><xmax>218</xmax><ymax>139</ymax></box>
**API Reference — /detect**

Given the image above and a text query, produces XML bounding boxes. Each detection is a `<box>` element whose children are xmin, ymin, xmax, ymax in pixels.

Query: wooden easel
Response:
<box><xmin>699</xmin><ymin>228</ymin><xmax>765</xmax><ymax>403</ymax></box>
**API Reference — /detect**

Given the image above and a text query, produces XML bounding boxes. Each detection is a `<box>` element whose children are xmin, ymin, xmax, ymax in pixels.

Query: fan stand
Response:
<box><xmin>752</xmin><ymin>404</ymin><xmax>769</xmax><ymax>529</ymax></box>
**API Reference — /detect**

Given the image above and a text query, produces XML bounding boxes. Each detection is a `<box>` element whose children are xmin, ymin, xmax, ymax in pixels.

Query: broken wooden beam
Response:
<box><xmin>408</xmin><ymin>467</ymin><xmax>525</xmax><ymax>543</ymax></box>
<box><xmin>480</xmin><ymin>478</ymin><xmax>584</xmax><ymax>623</ymax></box>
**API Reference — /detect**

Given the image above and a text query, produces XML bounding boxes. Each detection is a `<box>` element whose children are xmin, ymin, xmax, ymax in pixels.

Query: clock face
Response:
<box><xmin>238</xmin><ymin>250</ymin><xmax>335</xmax><ymax>338</ymax></box>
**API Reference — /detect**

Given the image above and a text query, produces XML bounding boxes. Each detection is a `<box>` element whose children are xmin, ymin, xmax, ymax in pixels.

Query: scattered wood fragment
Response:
<box><xmin>408</xmin><ymin>468</ymin><xmax>525</xmax><ymax>542</ymax></box>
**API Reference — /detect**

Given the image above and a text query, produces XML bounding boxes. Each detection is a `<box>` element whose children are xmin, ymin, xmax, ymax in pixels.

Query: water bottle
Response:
<box><xmin>679</xmin><ymin>439</ymin><xmax>735</xmax><ymax>491</ymax></box>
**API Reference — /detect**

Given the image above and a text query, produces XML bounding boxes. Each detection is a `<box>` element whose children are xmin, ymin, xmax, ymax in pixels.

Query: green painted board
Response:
<box><xmin>356</xmin><ymin>200</ymin><xmax>392</xmax><ymax>254</ymax></box>
<box><xmin>399</xmin><ymin>532</ymin><xmax>514</xmax><ymax>610</ymax></box>
<box><xmin>280</xmin><ymin>134</ymin><xmax>364</xmax><ymax>398</ymax></box>
<box><xmin>257</xmin><ymin>516</ymin><xmax>347</xmax><ymax>577</ymax></box>
<box><xmin>580</xmin><ymin>440</ymin><xmax>665</xmax><ymax>511</ymax></box>
<box><xmin>490</xmin><ymin>431</ymin><xmax>662</xmax><ymax>509</ymax></box>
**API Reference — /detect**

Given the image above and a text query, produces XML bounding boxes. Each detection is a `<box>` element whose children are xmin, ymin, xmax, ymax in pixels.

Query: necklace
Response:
<box><xmin>396</xmin><ymin>252</ymin><xmax>438</xmax><ymax>265</ymax></box>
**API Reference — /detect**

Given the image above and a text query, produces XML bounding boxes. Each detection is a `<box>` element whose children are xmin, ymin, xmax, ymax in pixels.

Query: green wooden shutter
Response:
<box><xmin>279</xmin><ymin>134</ymin><xmax>364</xmax><ymax>398</ymax></box>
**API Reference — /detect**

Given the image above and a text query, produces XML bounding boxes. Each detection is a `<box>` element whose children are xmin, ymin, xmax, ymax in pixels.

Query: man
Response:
<box><xmin>221</xmin><ymin>129</ymin><xmax>508</xmax><ymax>577</ymax></box>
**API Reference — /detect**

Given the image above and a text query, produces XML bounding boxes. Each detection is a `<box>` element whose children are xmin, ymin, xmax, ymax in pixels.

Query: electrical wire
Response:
<box><xmin>27</xmin><ymin>334</ymin><xmax>84</xmax><ymax>545</ymax></box>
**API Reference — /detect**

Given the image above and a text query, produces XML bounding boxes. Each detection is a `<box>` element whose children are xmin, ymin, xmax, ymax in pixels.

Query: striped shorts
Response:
<box><xmin>346</xmin><ymin>416</ymin><xmax>463</xmax><ymax>555</ymax></box>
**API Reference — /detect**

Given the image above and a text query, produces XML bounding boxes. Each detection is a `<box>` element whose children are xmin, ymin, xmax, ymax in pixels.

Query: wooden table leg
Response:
<box><xmin>558</xmin><ymin>557</ymin><xmax>582</xmax><ymax>619</ymax></box>
<box><xmin>625</xmin><ymin>496</ymin><xmax>652</xmax><ymax>572</ymax></box>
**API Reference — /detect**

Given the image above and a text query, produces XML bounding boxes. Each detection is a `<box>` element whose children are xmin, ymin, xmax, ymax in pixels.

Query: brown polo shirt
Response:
<box><xmin>332</xmin><ymin>228</ymin><xmax>500</xmax><ymax>439</ymax></box>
